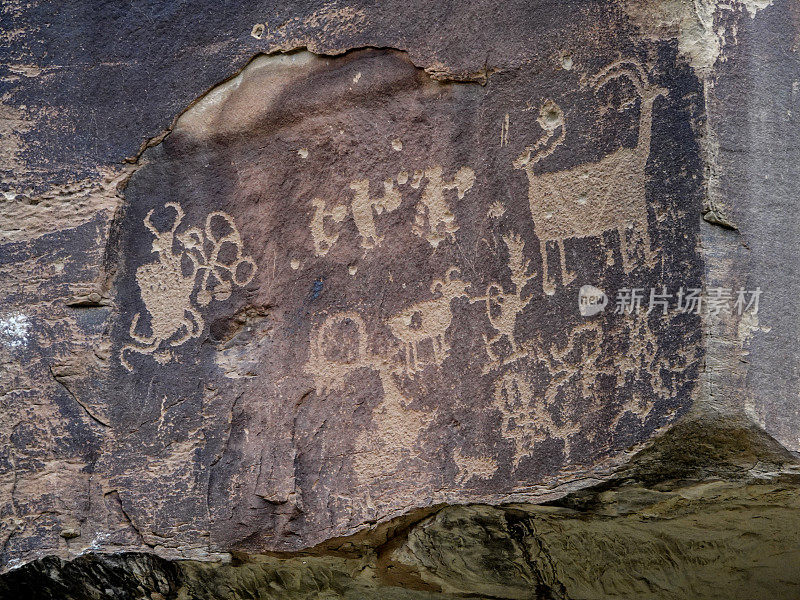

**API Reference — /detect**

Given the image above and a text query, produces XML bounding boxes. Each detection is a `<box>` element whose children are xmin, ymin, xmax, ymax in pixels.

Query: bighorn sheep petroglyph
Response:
<box><xmin>514</xmin><ymin>59</ymin><xmax>668</xmax><ymax>294</ymax></box>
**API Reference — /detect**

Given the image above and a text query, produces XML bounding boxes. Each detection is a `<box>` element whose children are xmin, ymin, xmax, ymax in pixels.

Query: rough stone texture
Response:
<box><xmin>1</xmin><ymin>0</ymin><xmax>799</xmax><ymax>597</ymax></box>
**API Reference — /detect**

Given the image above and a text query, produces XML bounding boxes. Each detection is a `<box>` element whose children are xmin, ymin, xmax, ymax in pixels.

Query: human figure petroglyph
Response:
<box><xmin>412</xmin><ymin>166</ymin><xmax>475</xmax><ymax>249</ymax></box>
<box><xmin>310</xmin><ymin>165</ymin><xmax>475</xmax><ymax>256</ymax></box>
<box><xmin>305</xmin><ymin>312</ymin><xmax>374</xmax><ymax>394</ymax></box>
<box><xmin>120</xmin><ymin>203</ymin><xmax>256</xmax><ymax>372</ymax></box>
<box><xmin>472</xmin><ymin>233</ymin><xmax>537</xmax><ymax>364</ymax></box>
<box><xmin>349</xmin><ymin>178</ymin><xmax>402</xmax><ymax>249</ymax></box>
<box><xmin>388</xmin><ymin>267</ymin><xmax>470</xmax><ymax>375</ymax></box>
<box><xmin>514</xmin><ymin>59</ymin><xmax>668</xmax><ymax>294</ymax></box>
<box><xmin>310</xmin><ymin>198</ymin><xmax>348</xmax><ymax>256</ymax></box>
<box><xmin>490</xmin><ymin>321</ymin><xmax>606</xmax><ymax>465</ymax></box>
<box><xmin>494</xmin><ymin>370</ymin><xmax>570</xmax><ymax>467</ymax></box>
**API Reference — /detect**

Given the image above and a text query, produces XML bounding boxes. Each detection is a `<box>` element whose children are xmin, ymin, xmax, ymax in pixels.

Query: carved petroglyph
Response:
<box><xmin>296</xmin><ymin>59</ymin><xmax>682</xmax><ymax>484</ymax></box>
<box><xmin>305</xmin><ymin>312</ymin><xmax>374</xmax><ymax>394</ymax></box>
<box><xmin>472</xmin><ymin>234</ymin><xmax>537</xmax><ymax>365</ymax></box>
<box><xmin>353</xmin><ymin>367</ymin><xmax>431</xmax><ymax>489</ymax></box>
<box><xmin>304</xmin><ymin>311</ymin><xmax>431</xmax><ymax>485</ymax></box>
<box><xmin>494</xmin><ymin>370</ymin><xmax>567</xmax><ymax>467</ymax></box>
<box><xmin>349</xmin><ymin>178</ymin><xmax>402</xmax><ymax>249</ymax></box>
<box><xmin>514</xmin><ymin>60</ymin><xmax>668</xmax><ymax>294</ymax></box>
<box><xmin>453</xmin><ymin>448</ymin><xmax>498</xmax><ymax>486</ymax></box>
<box><xmin>310</xmin><ymin>165</ymin><xmax>475</xmax><ymax>256</ymax></box>
<box><xmin>310</xmin><ymin>198</ymin><xmax>348</xmax><ymax>256</ymax></box>
<box><xmin>120</xmin><ymin>203</ymin><xmax>256</xmax><ymax>371</ymax></box>
<box><xmin>490</xmin><ymin>309</ymin><xmax>687</xmax><ymax>467</ymax></box>
<box><xmin>412</xmin><ymin>166</ymin><xmax>475</xmax><ymax>248</ymax></box>
<box><xmin>490</xmin><ymin>321</ymin><xmax>605</xmax><ymax>464</ymax></box>
<box><xmin>500</xmin><ymin>113</ymin><xmax>510</xmax><ymax>147</ymax></box>
<box><xmin>388</xmin><ymin>267</ymin><xmax>470</xmax><ymax>375</ymax></box>
<box><xmin>191</xmin><ymin>212</ymin><xmax>258</xmax><ymax>306</ymax></box>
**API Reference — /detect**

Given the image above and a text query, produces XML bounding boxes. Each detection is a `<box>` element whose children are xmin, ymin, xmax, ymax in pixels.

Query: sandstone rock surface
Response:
<box><xmin>1</xmin><ymin>0</ymin><xmax>799</xmax><ymax>598</ymax></box>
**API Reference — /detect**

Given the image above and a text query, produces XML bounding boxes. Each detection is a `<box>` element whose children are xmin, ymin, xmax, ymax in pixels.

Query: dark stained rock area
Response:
<box><xmin>2</xmin><ymin>0</ymin><xmax>800</xmax><ymax>597</ymax></box>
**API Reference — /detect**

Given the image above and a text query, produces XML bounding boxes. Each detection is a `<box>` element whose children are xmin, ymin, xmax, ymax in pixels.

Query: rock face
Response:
<box><xmin>1</xmin><ymin>0</ymin><xmax>799</xmax><ymax>598</ymax></box>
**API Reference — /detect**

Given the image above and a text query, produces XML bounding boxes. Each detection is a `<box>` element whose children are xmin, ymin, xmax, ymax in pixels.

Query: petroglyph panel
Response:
<box><xmin>105</xmin><ymin>40</ymin><xmax>703</xmax><ymax>554</ymax></box>
<box><xmin>120</xmin><ymin>203</ymin><xmax>256</xmax><ymax>371</ymax></box>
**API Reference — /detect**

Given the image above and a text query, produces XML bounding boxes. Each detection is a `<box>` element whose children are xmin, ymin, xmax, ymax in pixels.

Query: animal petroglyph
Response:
<box><xmin>494</xmin><ymin>370</ymin><xmax>569</xmax><ymax>467</ymax></box>
<box><xmin>514</xmin><ymin>59</ymin><xmax>667</xmax><ymax>294</ymax></box>
<box><xmin>491</xmin><ymin>321</ymin><xmax>606</xmax><ymax>465</ymax></box>
<box><xmin>120</xmin><ymin>203</ymin><xmax>256</xmax><ymax>371</ymax></box>
<box><xmin>310</xmin><ymin>165</ymin><xmax>475</xmax><ymax>256</ymax></box>
<box><xmin>304</xmin><ymin>311</ymin><xmax>431</xmax><ymax>486</ymax></box>
<box><xmin>388</xmin><ymin>267</ymin><xmax>470</xmax><ymax>375</ymax></box>
<box><xmin>490</xmin><ymin>307</ymin><xmax>692</xmax><ymax>469</ymax></box>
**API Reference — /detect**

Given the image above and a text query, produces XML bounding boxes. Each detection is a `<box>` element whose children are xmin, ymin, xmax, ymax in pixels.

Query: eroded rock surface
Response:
<box><xmin>2</xmin><ymin>0</ymin><xmax>799</xmax><ymax>597</ymax></box>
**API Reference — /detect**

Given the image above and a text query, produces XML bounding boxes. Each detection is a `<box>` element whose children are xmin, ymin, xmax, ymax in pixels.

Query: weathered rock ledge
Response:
<box><xmin>3</xmin><ymin>416</ymin><xmax>798</xmax><ymax>599</ymax></box>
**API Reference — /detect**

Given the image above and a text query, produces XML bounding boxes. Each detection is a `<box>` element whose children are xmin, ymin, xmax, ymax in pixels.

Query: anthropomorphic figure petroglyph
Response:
<box><xmin>120</xmin><ymin>203</ymin><xmax>203</xmax><ymax>371</ymax></box>
<box><xmin>120</xmin><ymin>203</ymin><xmax>255</xmax><ymax>371</ymax></box>
<box><xmin>349</xmin><ymin>178</ymin><xmax>402</xmax><ymax>249</ymax></box>
<box><xmin>310</xmin><ymin>165</ymin><xmax>475</xmax><ymax>256</ymax></box>
<box><xmin>514</xmin><ymin>60</ymin><xmax>668</xmax><ymax>294</ymax></box>
<box><xmin>305</xmin><ymin>312</ymin><xmax>374</xmax><ymax>394</ymax></box>
<box><xmin>388</xmin><ymin>267</ymin><xmax>470</xmax><ymax>374</ymax></box>
<box><xmin>494</xmin><ymin>370</ymin><xmax>568</xmax><ymax>467</ymax></box>
<box><xmin>474</xmin><ymin>233</ymin><xmax>537</xmax><ymax>363</ymax></box>
<box><xmin>310</xmin><ymin>198</ymin><xmax>348</xmax><ymax>256</ymax></box>
<box><xmin>412</xmin><ymin>166</ymin><xmax>475</xmax><ymax>248</ymax></box>
<box><xmin>304</xmin><ymin>312</ymin><xmax>431</xmax><ymax>489</ymax></box>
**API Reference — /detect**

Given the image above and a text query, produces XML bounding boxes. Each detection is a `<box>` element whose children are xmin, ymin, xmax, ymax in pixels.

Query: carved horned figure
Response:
<box><xmin>474</xmin><ymin>233</ymin><xmax>537</xmax><ymax>363</ymax></box>
<box><xmin>120</xmin><ymin>203</ymin><xmax>256</xmax><ymax>372</ymax></box>
<box><xmin>513</xmin><ymin>59</ymin><xmax>668</xmax><ymax>294</ymax></box>
<box><xmin>120</xmin><ymin>203</ymin><xmax>202</xmax><ymax>371</ymax></box>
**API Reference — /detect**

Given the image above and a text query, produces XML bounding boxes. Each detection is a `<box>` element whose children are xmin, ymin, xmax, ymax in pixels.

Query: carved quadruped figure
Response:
<box><xmin>494</xmin><ymin>370</ymin><xmax>568</xmax><ymax>467</ymax></box>
<box><xmin>120</xmin><ymin>202</ymin><xmax>256</xmax><ymax>372</ymax></box>
<box><xmin>388</xmin><ymin>267</ymin><xmax>470</xmax><ymax>375</ymax></box>
<box><xmin>514</xmin><ymin>59</ymin><xmax>668</xmax><ymax>294</ymax></box>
